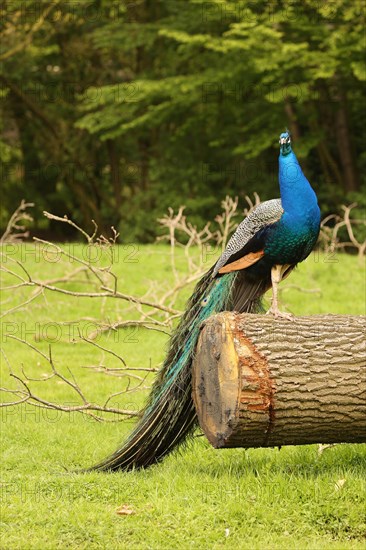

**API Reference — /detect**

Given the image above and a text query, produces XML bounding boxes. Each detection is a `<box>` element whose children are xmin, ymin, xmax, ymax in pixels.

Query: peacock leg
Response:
<box><xmin>266</xmin><ymin>264</ymin><xmax>293</xmax><ymax>320</ymax></box>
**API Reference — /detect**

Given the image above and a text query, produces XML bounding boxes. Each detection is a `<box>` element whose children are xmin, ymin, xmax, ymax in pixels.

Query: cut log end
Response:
<box><xmin>192</xmin><ymin>313</ymin><xmax>366</xmax><ymax>449</ymax></box>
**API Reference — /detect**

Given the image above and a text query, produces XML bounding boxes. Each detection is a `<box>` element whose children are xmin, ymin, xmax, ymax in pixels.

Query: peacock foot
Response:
<box><xmin>266</xmin><ymin>306</ymin><xmax>293</xmax><ymax>320</ymax></box>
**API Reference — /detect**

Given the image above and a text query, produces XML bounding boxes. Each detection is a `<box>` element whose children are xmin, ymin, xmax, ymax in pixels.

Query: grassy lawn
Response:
<box><xmin>1</xmin><ymin>244</ymin><xmax>365</xmax><ymax>549</ymax></box>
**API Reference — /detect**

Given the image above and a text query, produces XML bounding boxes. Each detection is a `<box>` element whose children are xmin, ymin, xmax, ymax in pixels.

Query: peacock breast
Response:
<box><xmin>264</xmin><ymin>213</ymin><xmax>320</xmax><ymax>265</ymax></box>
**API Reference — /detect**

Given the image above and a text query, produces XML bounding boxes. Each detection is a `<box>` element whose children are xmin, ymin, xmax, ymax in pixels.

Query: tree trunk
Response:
<box><xmin>192</xmin><ymin>313</ymin><xmax>366</xmax><ymax>449</ymax></box>
<box><xmin>284</xmin><ymin>102</ymin><xmax>308</xmax><ymax>173</ymax></box>
<box><xmin>333</xmin><ymin>79</ymin><xmax>360</xmax><ymax>192</ymax></box>
<box><xmin>284</xmin><ymin>102</ymin><xmax>301</xmax><ymax>142</ymax></box>
<box><xmin>106</xmin><ymin>139</ymin><xmax>122</xmax><ymax>212</ymax></box>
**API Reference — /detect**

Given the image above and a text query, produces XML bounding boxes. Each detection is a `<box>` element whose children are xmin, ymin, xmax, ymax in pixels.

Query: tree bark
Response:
<box><xmin>192</xmin><ymin>313</ymin><xmax>366</xmax><ymax>449</ymax></box>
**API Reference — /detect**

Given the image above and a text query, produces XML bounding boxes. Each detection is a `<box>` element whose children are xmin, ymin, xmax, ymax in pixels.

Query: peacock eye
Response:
<box><xmin>201</xmin><ymin>296</ymin><xmax>210</xmax><ymax>306</ymax></box>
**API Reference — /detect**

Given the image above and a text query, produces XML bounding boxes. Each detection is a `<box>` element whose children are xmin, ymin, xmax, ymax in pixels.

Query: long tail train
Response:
<box><xmin>89</xmin><ymin>267</ymin><xmax>270</xmax><ymax>471</ymax></box>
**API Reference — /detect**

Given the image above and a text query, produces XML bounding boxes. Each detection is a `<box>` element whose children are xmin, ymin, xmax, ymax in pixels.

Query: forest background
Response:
<box><xmin>1</xmin><ymin>0</ymin><xmax>365</xmax><ymax>241</ymax></box>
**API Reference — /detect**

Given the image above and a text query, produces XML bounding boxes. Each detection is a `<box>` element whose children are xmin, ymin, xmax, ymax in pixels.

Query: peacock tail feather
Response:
<box><xmin>89</xmin><ymin>266</ymin><xmax>265</xmax><ymax>471</ymax></box>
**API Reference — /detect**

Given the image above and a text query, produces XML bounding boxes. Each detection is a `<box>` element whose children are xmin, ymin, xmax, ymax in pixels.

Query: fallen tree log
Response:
<box><xmin>192</xmin><ymin>313</ymin><xmax>366</xmax><ymax>448</ymax></box>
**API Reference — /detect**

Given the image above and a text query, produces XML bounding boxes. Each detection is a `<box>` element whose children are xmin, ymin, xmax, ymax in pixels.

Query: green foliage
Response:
<box><xmin>1</xmin><ymin>0</ymin><xmax>365</xmax><ymax>240</ymax></box>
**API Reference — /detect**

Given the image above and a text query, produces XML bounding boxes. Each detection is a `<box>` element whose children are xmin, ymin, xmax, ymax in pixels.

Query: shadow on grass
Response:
<box><xmin>173</xmin><ymin>440</ymin><xmax>366</xmax><ymax>480</ymax></box>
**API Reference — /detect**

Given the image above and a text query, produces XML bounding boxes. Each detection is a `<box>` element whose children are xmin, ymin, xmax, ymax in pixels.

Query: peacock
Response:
<box><xmin>89</xmin><ymin>131</ymin><xmax>320</xmax><ymax>472</ymax></box>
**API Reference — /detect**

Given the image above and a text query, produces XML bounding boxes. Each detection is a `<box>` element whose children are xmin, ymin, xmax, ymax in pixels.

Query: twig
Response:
<box><xmin>0</xmin><ymin>200</ymin><xmax>34</xmax><ymax>243</ymax></box>
<box><xmin>320</xmin><ymin>203</ymin><xmax>366</xmax><ymax>260</ymax></box>
<box><xmin>0</xmin><ymin>2</ymin><xmax>61</xmax><ymax>61</ymax></box>
<box><xmin>42</xmin><ymin>212</ymin><xmax>96</xmax><ymax>244</ymax></box>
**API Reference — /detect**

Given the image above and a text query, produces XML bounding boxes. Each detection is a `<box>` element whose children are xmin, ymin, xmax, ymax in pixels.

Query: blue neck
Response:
<box><xmin>278</xmin><ymin>150</ymin><xmax>319</xmax><ymax>218</ymax></box>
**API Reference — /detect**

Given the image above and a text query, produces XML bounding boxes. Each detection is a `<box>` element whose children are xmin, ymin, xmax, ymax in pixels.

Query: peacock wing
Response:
<box><xmin>213</xmin><ymin>198</ymin><xmax>283</xmax><ymax>276</ymax></box>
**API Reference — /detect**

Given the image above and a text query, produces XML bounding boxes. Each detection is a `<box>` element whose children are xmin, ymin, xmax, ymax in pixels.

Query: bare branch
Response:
<box><xmin>1</xmin><ymin>337</ymin><xmax>142</xmax><ymax>421</ymax></box>
<box><xmin>5</xmin><ymin>197</ymin><xmax>362</xmax><ymax>426</ymax></box>
<box><xmin>78</xmin><ymin>332</ymin><xmax>127</xmax><ymax>366</ymax></box>
<box><xmin>0</xmin><ymin>288</ymin><xmax>43</xmax><ymax>319</ymax></box>
<box><xmin>320</xmin><ymin>203</ymin><xmax>366</xmax><ymax>260</ymax></box>
<box><xmin>42</xmin><ymin>212</ymin><xmax>96</xmax><ymax>244</ymax></box>
<box><xmin>87</xmin><ymin>319</ymin><xmax>171</xmax><ymax>340</ymax></box>
<box><xmin>215</xmin><ymin>195</ymin><xmax>239</xmax><ymax>250</ymax></box>
<box><xmin>243</xmin><ymin>192</ymin><xmax>261</xmax><ymax>216</ymax></box>
<box><xmin>0</xmin><ymin>200</ymin><xmax>34</xmax><ymax>243</ymax></box>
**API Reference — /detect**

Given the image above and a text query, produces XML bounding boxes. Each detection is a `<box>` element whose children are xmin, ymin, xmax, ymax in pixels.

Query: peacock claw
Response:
<box><xmin>266</xmin><ymin>307</ymin><xmax>293</xmax><ymax>320</ymax></box>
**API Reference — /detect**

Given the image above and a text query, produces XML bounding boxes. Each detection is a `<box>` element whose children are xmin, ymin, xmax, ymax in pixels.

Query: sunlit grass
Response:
<box><xmin>1</xmin><ymin>244</ymin><xmax>365</xmax><ymax>549</ymax></box>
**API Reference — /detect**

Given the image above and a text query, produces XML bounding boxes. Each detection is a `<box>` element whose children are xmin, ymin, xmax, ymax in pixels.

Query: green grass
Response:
<box><xmin>1</xmin><ymin>244</ymin><xmax>365</xmax><ymax>549</ymax></box>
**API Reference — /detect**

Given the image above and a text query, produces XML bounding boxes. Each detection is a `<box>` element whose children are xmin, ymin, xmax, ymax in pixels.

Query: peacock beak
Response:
<box><xmin>279</xmin><ymin>136</ymin><xmax>290</xmax><ymax>144</ymax></box>
<box><xmin>279</xmin><ymin>135</ymin><xmax>291</xmax><ymax>154</ymax></box>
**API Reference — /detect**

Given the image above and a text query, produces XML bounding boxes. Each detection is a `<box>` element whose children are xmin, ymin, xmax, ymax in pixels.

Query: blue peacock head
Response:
<box><xmin>279</xmin><ymin>131</ymin><xmax>292</xmax><ymax>156</ymax></box>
